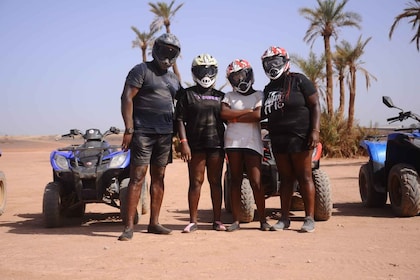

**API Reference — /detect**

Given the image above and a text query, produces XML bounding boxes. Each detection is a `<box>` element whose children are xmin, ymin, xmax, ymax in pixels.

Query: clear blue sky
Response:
<box><xmin>1</xmin><ymin>0</ymin><xmax>419</xmax><ymax>136</ymax></box>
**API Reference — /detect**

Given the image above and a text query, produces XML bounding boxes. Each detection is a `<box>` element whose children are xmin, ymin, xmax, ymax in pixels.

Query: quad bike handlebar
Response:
<box><xmin>383</xmin><ymin>96</ymin><xmax>420</xmax><ymax>124</ymax></box>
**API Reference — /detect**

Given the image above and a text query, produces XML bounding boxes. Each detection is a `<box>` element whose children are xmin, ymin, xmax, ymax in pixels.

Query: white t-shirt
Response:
<box><xmin>222</xmin><ymin>90</ymin><xmax>263</xmax><ymax>155</ymax></box>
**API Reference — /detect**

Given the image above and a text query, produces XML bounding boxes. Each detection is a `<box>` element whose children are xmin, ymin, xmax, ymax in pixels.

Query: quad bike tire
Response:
<box><xmin>43</xmin><ymin>182</ymin><xmax>64</xmax><ymax>228</ymax></box>
<box><xmin>358</xmin><ymin>163</ymin><xmax>387</xmax><ymax>207</ymax></box>
<box><xmin>313</xmin><ymin>169</ymin><xmax>333</xmax><ymax>221</ymax></box>
<box><xmin>223</xmin><ymin>171</ymin><xmax>255</xmax><ymax>223</ymax></box>
<box><xmin>388</xmin><ymin>163</ymin><xmax>420</xmax><ymax>217</ymax></box>
<box><xmin>238</xmin><ymin>178</ymin><xmax>255</xmax><ymax>223</ymax></box>
<box><xmin>0</xmin><ymin>171</ymin><xmax>7</xmax><ymax>216</ymax></box>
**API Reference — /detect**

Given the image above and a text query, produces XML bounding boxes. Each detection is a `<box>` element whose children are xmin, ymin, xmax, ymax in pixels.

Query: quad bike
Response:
<box><xmin>42</xmin><ymin>127</ymin><xmax>148</xmax><ymax>228</ymax></box>
<box><xmin>359</xmin><ymin>96</ymin><xmax>420</xmax><ymax>217</ymax></box>
<box><xmin>223</xmin><ymin>126</ymin><xmax>332</xmax><ymax>223</ymax></box>
<box><xmin>0</xmin><ymin>149</ymin><xmax>7</xmax><ymax>216</ymax></box>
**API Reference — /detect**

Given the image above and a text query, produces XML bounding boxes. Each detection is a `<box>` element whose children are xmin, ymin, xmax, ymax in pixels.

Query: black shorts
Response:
<box><xmin>270</xmin><ymin>134</ymin><xmax>310</xmax><ymax>154</ymax></box>
<box><xmin>130</xmin><ymin>133</ymin><xmax>172</xmax><ymax>166</ymax></box>
<box><xmin>191</xmin><ymin>148</ymin><xmax>225</xmax><ymax>159</ymax></box>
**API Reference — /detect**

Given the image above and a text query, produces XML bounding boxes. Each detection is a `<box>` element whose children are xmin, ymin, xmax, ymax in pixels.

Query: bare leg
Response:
<box><xmin>206</xmin><ymin>154</ymin><xmax>224</xmax><ymax>223</ymax></box>
<box><xmin>118</xmin><ymin>165</ymin><xmax>147</xmax><ymax>240</ymax></box>
<box><xmin>226</xmin><ymin>150</ymin><xmax>244</xmax><ymax>231</ymax></box>
<box><xmin>149</xmin><ymin>164</ymin><xmax>166</xmax><ymax>225</ymax></box>
<box><xmin>290</xmin><ymin>151</ymin><xmax>315</xmax><ymax>218</ymax></box>
<box><xmin>274</xmin><ymin>153</ymin><xmax>295</xmax><ymax>220</ymax></box>
<box><xmin>187</xmin><ymin>153</ymin><xmax>206</xmax><ymax>224</ymax></box>
<box><xmin>244</xmin><ymin>153</ymin><xmax>267</xmax><ymax>224</ymax></box>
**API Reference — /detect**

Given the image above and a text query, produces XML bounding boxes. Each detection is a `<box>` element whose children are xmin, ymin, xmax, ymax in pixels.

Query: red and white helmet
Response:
<box><xmin>261</xmin><ymin>46</ymin><xmax>290</xmax><ymax>80</ymax></box>
<box><xmin>226</xmin><ymin>59</ymin><xmax>254</xmax><ymax>93</ymax></box>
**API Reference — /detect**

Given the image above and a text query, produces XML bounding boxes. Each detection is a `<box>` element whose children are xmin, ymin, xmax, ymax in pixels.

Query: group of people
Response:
<box><xmin>118</xmin><ymin>33</ymin><xmax>321</xmax><ymax>241</ymax></box>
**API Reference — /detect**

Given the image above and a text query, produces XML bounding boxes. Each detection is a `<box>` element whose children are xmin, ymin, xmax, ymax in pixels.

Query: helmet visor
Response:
<box><xmin>228</xmin><ymin>69</ymin><xmax>248</xmax><ymax>87</ymax></box>
<box><xmin>192</xmin><ymin>65</ymin><xmax>217</xmax><ymax>80</ymax></box>
<box><xmin>155</xmin><ymin>43</ymin><xmax>180</xmax><ymax>61</ymax></box>
<box><xmin>262</xmin><ymin>56</ymin><xmax>286</xmax><ymax>73</ymax></box>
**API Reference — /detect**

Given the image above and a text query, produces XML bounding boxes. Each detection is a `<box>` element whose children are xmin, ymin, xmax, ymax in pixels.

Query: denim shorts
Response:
<box><xmin>130</xmin><ymin>133</ymin><xmax>172</xmax><ymax>166</ymax></box>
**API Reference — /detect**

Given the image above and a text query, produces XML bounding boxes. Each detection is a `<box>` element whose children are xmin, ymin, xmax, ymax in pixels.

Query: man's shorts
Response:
<box><xmin>130</xmin><ymin>133</ymin><xmax>172</xmax><ymax>167</ymax></box>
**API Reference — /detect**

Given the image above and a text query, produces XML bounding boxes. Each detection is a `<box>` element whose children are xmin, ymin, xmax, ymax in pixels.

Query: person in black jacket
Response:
<box><xmin>176</xmin><ymin>54</ymin><xmax>226</xmax><ymax>233</ymax></box>
<box><xmin>261</xmin><ymin>46</ymin><xmax>321</xmax><ymax>233</ymax></box>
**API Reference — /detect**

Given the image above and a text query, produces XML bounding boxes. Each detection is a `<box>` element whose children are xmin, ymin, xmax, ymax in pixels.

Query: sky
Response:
<box><xmin>1</xmin><ymin>0</ymin><xmax>419</xmax><ymax>136</ymax></box>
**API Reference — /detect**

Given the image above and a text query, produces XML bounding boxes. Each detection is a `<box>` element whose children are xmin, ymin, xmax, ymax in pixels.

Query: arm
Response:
<box><xmin>120</xmin><ymin>83</ymin><xmax>139</xmax><ymax>151</ymax></box>
<box><xmin>220</xmin><ymin>103</ymin><xmax>253</xmax><ymax>122</ymax></box>
<box><xmin>307</xmin><ymin>92</ymin><xmax>321</xmax><ymax>149</ymax></box>
<box><xmin>176</xmin><ymin>119</ymin><xmax>191</xmax><ymax>162</ymax></box>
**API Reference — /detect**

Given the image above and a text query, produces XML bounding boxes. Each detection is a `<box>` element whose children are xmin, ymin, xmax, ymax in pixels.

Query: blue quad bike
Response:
<box><xmin>359</xmin><ymin>96</ymin><xmax>420</xmax><ymax>217</ymax></box>
<box><xmin>42</xmin><ymin>127</ymin><xmax>148</xmax><ymax>228</ymax></box>
<box><xmin>223</xmin><ymin>125</ymin><xmax>332</xmax><ymax>223</ymax></box>
<box><xmin>0</xmin><ymin>149</ymin><xmax>7</xmax><ymax>216</ymax></box>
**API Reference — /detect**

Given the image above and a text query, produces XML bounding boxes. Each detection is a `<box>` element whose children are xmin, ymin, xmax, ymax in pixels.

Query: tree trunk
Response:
<box><xmin>324</xmin><ymin>36</ymin><xmax>334</xmax><ymax>116</ymax></box>
<box><xmin>347</xmin><ymin>67</ymin><xmax>356</xmax><ymax>130</ymax></box>
<box><xmin>337</xmin><ymin>69</ymin><xmax>345</xmax><ymax>121</ymax></box>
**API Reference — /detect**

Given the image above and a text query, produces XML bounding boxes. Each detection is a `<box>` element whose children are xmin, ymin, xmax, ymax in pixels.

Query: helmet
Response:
<box><xmin>152</xmin><ymin>33</ymin><xmax>181</xmax><ymax>70</ymax></box>
<box><xmin>226</xmin><ymin>59</ymin><xmax>254</xmax><ymax>93</ymax></box>
<box><xmin>191</xmin><ymin>53</ymin><xmax>218</xmax><ymax>88</ymax></box>
<box><xmin>261</xmin><ymin>46</ymin><xmax>290</xmax><ymax>80</ymax></box>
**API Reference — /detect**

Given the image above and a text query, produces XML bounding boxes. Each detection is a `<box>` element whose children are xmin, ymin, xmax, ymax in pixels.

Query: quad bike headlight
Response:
<box><xmin>54</xmin><ymin>154</ymin><xmax>70</xmax><ymax>170</ymax></box>
<box><xmin>109</xmin><ymin>153</ymin><xmax>128</xmax><ymax>168</ymax></box>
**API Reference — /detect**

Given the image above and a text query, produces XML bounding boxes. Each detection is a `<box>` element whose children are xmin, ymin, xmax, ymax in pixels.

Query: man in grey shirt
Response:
<box><xmin>119</xmin><ymin>33</ymin><xmax>181</xmax><ymax>241</ymax></box>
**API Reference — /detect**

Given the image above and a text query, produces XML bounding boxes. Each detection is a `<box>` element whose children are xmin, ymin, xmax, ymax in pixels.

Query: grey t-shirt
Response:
<box><xmin>125</xmin><ymin>62</ymin><xmax>181</xmax><ymax>134</ymax></box>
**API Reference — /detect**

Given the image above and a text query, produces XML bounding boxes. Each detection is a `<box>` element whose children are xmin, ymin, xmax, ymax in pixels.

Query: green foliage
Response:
<box><xmin>319</xmin><ymin>111</ymin><xmax>377</xmax><ymax>158</ymax></box>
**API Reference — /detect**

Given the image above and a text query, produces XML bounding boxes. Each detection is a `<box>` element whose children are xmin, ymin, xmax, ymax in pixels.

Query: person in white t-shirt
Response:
<box><xmin>221</xmin><ymin>59</ymin><xmax>271</xmax><ymax>232</ymax></box>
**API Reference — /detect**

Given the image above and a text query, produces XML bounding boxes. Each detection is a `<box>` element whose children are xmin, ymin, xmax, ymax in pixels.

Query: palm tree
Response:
<box><xmin>389</xmin><ymin>0</ymin><xmax>420</xmax><ymax>51</ymax></box>
<box><xmin>291</xmin><ymin>51</ymin><xmax>327</xmax><ymax>111</ymax></box>
<box><xmin>332</xmin><ymin>49</ymin><xmax>348</xmax><ymax>121</ymax></box>
<box><xmin>299</xmin><ymin>0</ymin><xmax>362</xmax><ymax>116</ymax></box>
<box><xmin>335</xmin><ymin>36</ymin><xmax>377</xmax><ymax>129</ymax></box>
<box><xmin>131</xmin><ymin>27</ymin><xmax>157</xmax><ymax>62</ymax></box>
<box><xmin>148</xmin><ymin>1</ymin><xmax>184</xmax><ymax>80</ymax></box>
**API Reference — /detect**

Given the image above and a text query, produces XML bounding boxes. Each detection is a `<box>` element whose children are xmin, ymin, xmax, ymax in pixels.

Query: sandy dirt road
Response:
<box><xmin>0</xmin><ymin>137</ymin><xmax>419</xmax><ymax>280</ymax></box>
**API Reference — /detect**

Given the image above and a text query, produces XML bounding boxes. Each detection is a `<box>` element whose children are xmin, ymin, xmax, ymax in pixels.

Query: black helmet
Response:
<box><xmin>152</xmin><ymin>33</ymin><xmax>181</xmax><ymax>70</ymax></box>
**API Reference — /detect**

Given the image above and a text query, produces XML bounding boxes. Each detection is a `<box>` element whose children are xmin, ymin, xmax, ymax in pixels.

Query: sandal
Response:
<box><xmin>182</xmin><ymin>222</ymin><xmax>198</xmax><ymax>233</ymax></box>
<box><xmin>212</xmin><ymin>221</ymin><xmax>226</xmax><ymax>231</ymax></box>
<box><xmin>147</xmin><ymin>224</ymin><xmax>172</xmax><ymax>235</ymax></box>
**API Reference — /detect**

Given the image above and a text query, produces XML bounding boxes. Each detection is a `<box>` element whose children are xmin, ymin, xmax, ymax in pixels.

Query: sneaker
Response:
<box><xmin>300</xmin><ymin>216</ymin><xmax>315</xmax><ymax>233</ymax></box>
<box><xmin>270</xmin><ymin>218</ymin><xmax>290</xmax><ymax>231</ymax></box>
<box><xmin>226</xmin><ymin>222</ymin><xmax>240</xmax><ymax>232</ymax></box>
<box><xmin>260</xmin><ymin>221</ymin><xmax>271</xmax><ymax>231</ymax></box>
<box><xmin>118</xmin><ymin>228</ymin><xmax>134</xmax><ymax>241</ymax></box>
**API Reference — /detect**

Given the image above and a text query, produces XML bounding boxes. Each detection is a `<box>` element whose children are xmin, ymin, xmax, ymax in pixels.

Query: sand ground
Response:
<box><xmin>0</xmin><ymin>136</ymin><xmax>419</xmax><ymax>280</ymax></box>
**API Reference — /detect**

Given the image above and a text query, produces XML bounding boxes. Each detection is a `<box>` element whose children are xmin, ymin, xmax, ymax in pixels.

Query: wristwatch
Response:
<box><xmin>124</xmin><ymin>127</ymin><xmax>134</xmax><ymax>134</ymax></box>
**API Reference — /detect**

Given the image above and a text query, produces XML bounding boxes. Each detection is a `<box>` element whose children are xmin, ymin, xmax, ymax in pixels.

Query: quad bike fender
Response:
<box><xmin>360</xmin><ymin>140</ymin><xmax>387</xmax><ymax>172</ymax></box>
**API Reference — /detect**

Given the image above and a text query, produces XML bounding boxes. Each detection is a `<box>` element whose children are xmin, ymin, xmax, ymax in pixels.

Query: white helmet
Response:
<box><xmin>261</xmin><ymin>46</ymin><xmax>290</xmax><ymax>80</ymax></box>
<box><xmin>191</xmin><ymin>54</ymin><xmax>218</xmax><ymax>88</ymax></box>
<box><xmin>226</xmin><ymin>59</ymin><xmax>254</xmax><ymax>94</ymax></box>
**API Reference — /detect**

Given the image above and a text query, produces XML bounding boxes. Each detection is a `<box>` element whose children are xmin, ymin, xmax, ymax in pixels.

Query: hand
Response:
<box><xmin>180</xmin><ymin>142</ymin><xmax>191</xmax><ymax>162</ymax></box>
<box><xmin>308</xmin><ymin>130</ymin><xmax>320</xmax><ymax>149</ymax></box>
<box><xmin>122</xmin><ymin>133</ymin><xmax>133</xmax><ymax>151</ymax></box>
